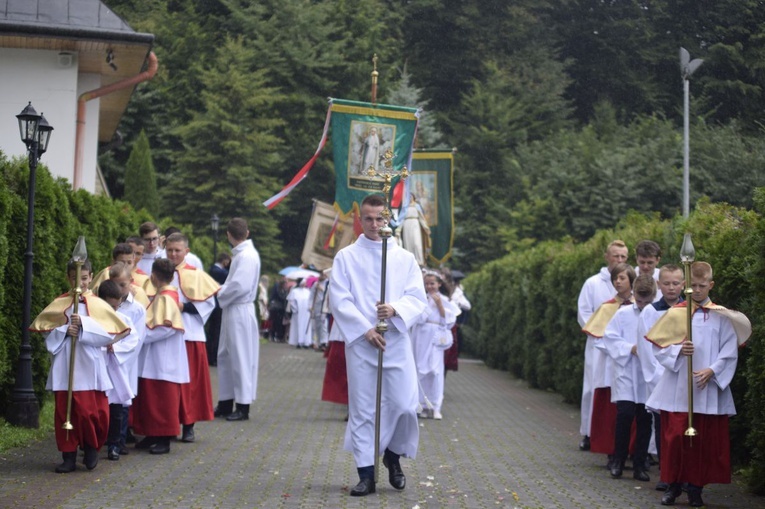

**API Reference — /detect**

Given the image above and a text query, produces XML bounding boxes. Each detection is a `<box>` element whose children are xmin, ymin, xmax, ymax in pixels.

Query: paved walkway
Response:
<box><xmin>0</xmin><ymin>341</ymin><xmax>761</xmax><ymax>508</ymax></box>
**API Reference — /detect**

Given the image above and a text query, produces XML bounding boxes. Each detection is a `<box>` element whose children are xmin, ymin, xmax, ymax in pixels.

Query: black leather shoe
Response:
<box><xmin>661</xmin><ymin>484</ymin><xmax>683</xmax><ymax>506</ymax></box>
<box><xmin>687</xmin><ymin>486</ymin><xmax>705</xmax><ymax>507</ymax></box>
<box><xmin>83</xmin><ymin>446</ymin><xmax>99</xmax><ymax>470</ymax></box>
<box><xmin>579</xmin><ymin>436</ymin><xmax>590</xmax><ymax>451</ymax></box>
<box><xmin>610</xmin><ymin>464</ymin><xmax>623</xmax><ymax>479</ymax></box>
<box><xmin>214</xmin><ymin>399</ymin><xmax>234</xmax><ymax>418</ymax></box>
<box><xmin>135</xmin><ymin>436</ymin><xmax>159</xmax><ymax>449</ymax></box>
<box><xmin>226</xmin><ymin>409</ymin><xmax>249</xmax><ymax>421</ymax></box>
<box><xmin>181</xmin><ymin>424</ymin><xmax>195</xmax><ymax>443</ymax></box>
<box><xmin>350</xmin><ymin>478</ymin><xmax>376</xmax><ymax>497</ymax></box>
<box><xmin>149</xmin><ymin>438</ymin><xmax>170</xmax><ymax>455</ymax></box>
<box><xmin>633</xmin><ymin>469</ymin><xmax>650</xmax><ymax>482</ymax></box>
<box><xmin>107</xmin><ymin>446</ymin><xmax>120</xmax><ymax>461</ymax></box>
<box><xmin>55</xmin><ymin>452</ymin><xmax>77</xmax><ymax>473</ymax></box>
<box><xmin>383</xmin><ymin>454</ymin><xmax>406</xmax><ymax>490</ymax></box>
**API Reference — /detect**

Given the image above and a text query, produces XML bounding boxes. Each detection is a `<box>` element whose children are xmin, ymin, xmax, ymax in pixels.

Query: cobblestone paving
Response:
<box><xmin>0</xmin><ymin>341</ymin><xmax>762</xmax><ymax>508</ymax></box>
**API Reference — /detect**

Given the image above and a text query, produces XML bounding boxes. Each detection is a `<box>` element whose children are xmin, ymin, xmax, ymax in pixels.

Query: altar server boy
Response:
<box><xmin>646</xmin><ymin>261</ymin><xmax>751</xmax><ymax>507</ymax></box>
<box><xmin>30</xmin><ymin>259</ymin><xmax>130</xmax><ymax>473</ymax></box>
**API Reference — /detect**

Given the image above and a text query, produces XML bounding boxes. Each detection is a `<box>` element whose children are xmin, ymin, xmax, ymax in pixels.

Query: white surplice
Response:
<box><xmin>330</xmin><ymin>234</ymin><xmax>427</xmax><ymax>467</ymax></box>
<box><xmin>45</xmin><ymin>306</ymin><xmax>115</xmax><ymax>392</ymax></box>
<box><xmin>217</xmin><ymin>239</ymin><xmax>261</xmax><ymax>404</ymax></box>
<box><xmin>596</xmin><ymin>303</ymin><xmax>647</xmax><ymax>404</ymax></box>
<box><xmin>577</xmin><ymin>267</ymin><xmax>616</xmax><ymax>436</ymax></box>
<box><xmin>645</xmin><ymin>305</ymin><xmax>739</xmax><ymax>416</ymax></box>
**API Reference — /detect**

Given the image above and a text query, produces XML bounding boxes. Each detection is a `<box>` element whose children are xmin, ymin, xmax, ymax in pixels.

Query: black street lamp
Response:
<box><xmin>8</xmin><ymin>102</ymin><xmax>54</xmax><ymax>428</ymax></box>
<box><xmin>211</xmin><ymin>213</ymin><xmax>220</xmax><ymax>264</ymax></box>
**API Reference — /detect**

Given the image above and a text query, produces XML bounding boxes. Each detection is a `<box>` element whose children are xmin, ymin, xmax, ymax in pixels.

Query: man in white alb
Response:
<box><xmin>330</xmin><ymin>194</ymin><xmax>427</xmax><ymax>497</ymax></box>
<box><xmin>215</xmin><ymin>218</ymin><xmax>261</xmax><ymax>422</ymax></box>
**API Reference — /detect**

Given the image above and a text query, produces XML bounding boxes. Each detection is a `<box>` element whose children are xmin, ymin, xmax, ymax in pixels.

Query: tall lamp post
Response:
<box><xmin>8</xmin><ymin>102</ymin><xmax>54</xmax><ymax>428</ymax></box>
<box><xmin>680</xmin><ymin>47</ymin><xmax>704</xmax><ymax>219</ymax></box>
<box><xmin>211</xmin><ymin>213</ymin><xmax>220</xmax><ymax>264</ymax></box>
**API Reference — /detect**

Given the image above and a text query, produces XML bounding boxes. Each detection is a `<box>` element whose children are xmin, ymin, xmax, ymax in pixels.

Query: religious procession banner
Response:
<box><xmin>263</xmin><ymin>98</ymin><xmax>420</xmax><ymax>213</ymax></box>
<box><xmin>301</xmin><ymin>200</ymin><xmax>356</xmax><ymax>271</ymax></box>
<box><xmin>409</xmin><ymin>150</ymin><xmax>455</xmax><ymax>265</ymax></box>
<box><xmin>330</xmin><ymin>99</ymin><xmax>419</xmax><ymax>215</ymax></box>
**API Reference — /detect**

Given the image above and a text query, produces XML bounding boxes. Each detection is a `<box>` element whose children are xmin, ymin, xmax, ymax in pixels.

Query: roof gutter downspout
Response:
<box><xmin>73</xmin><ymin>51</ymin><xmax>159</xmax><ymax>190</ymax></box>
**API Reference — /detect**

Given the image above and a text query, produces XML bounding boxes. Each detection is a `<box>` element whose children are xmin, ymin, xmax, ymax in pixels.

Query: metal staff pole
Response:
<box><xmin>680</xmin><ymin>233</ymin><xmax>697</xmax><ymax>441</ymax></box>
<box><xmin>367</xmin><ymin>149</ymin><xmax>409</xmax><ymax>483</ymax></box>
<box><xmin>63</xmin><ymin>236</ymin><xmax>88</xmax><ymax>438</ymax></box>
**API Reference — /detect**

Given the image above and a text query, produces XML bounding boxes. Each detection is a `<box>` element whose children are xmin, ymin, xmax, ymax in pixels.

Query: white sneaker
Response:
<box><xmin>433</xmin><ymin>410</ymin><xmax>443</xmax><ymax>420</ymax></box>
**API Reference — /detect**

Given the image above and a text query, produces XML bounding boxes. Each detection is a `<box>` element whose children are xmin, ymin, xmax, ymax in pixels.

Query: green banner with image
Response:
<box><xmin>410</xmin><ymin>150</ymin><xmax>454</xmax><ymax>265</ymax></box>
<box><xmin>330</xmin><ymin>99</ymin><xmax>419</xmax><ymax>215</ymax></box>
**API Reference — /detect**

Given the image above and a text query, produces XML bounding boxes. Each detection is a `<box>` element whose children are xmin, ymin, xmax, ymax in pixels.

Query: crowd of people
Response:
<box><xmin>32</xmin><ymin>197</ymin><xmax>476</xmax><ymax>500</ymax></box>
<box><xmin>32</xmin><ymin>219</ymin><xmax>261</xmax><ymax>472</ymax></box>
<box><xmin>576</xmin><ymin>240</ymin><xmax>750</xmax><ymax>507</ymax></box>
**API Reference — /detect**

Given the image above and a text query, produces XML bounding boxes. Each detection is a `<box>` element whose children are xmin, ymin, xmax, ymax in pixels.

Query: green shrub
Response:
<box><xmin>0</xmin><ymin>152</ymin><xmax>198</xmax><ymax>414</ymax></box>
<box><xmin>463</xmin><ymin>198</ymin><xmax>765</xmax><ymax>492</ymax></box>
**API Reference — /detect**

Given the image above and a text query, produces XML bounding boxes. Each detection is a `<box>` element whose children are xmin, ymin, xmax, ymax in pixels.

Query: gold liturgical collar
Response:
<box><xmin>582</xmin><ymin>296</ymin><xmax>631</xmax><ymax>338</ymax></box>
<box><xmin>646</xmin><ymin>301</ymin><xmax>751</xmax><ymax>347</ymax></box>
<box><xmin>146</xmin><ymin>286</ymin><xmax>185</xmax><ymax>331</ymax></box>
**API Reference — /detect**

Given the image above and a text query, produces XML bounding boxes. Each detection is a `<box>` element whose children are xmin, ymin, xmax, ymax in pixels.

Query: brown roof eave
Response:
<box><xmin>0</xmin><ymin>22</ymin><xmax>154</xmax><ymax>45</ymax></box>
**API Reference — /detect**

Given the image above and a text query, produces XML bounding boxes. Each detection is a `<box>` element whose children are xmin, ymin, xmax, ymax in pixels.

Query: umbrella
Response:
<box><xmin>285</xmin><ymin>268</ymin><xmax>320</xmax><ymax>280</ymax></box>
<box><xmin>451</xmin><ymin>270</ymin><xmax>466</xmax><ymax>280</ymax></box>
<box><xmin>279</xmin><ymin>266</ymin><xmax>301</xmax><ymax>276</ymax></box>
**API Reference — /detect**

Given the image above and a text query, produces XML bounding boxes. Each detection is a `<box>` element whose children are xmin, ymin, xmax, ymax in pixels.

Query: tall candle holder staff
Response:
<box><xmin>679</xmin><ymin>233</ymin><xmax>697</xmax><ymax>441</ymax></box>
<box><xmin>329</xmin><ymin>156</ymin><xmax>426</xmax><ymax>497</ymax></box>
<box><xmin>63</xmin><ymin>236</ymin><xmax>88</xmax><ymax>437</ymax></box>
<box><xmin>367</xmin><ymin>149</ymin><xmax>409</xmax><ymax>481</ymax></box>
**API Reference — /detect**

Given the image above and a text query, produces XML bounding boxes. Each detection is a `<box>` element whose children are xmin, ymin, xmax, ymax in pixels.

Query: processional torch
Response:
<box><xmin>367</xmin><ymin>149</ymin><xmax>408</xmax><ymax>483</ymax></box>
<box><xmin>680</xmin><ymin>233</ymin><xmax>697</xmax><ymax>441</ymax></box>
<box><xmin>63</xmin><ymin>236</ymin><xmax>87</xmax><ymax>437</ymax></box>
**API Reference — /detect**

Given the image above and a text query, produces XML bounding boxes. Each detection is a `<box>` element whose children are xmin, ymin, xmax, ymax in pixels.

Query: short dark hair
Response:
<box><xmin>109</xmin><ymin>261</ymin><xmax>131</xmax><ymax>279</ymax></box>
<box><xmin>164</xmin><ymin>226</ymin><xmax>181</xmax><ymax>237</ymax></box>
<box><xmin>112</xmin><ymin>243</ymin><xmax>133</xmax><ymax>260</ymax></box>
<box><xmin>165</xmin><ymin>232</ymin><xmax>188</xmax><ymax>246</ymax></box>
<box><xmin>227</xmin><ymin>218</ymin><xmax>249</xmax><ymax>241</ymax></box>
<box><xmin>633</xmin><ymin>273</ymin><xmax>657</xmax><ymax>299</ymax></box>
<box><xmin>361</xmin><ymin>194</ymin><xmax>386</xmax><ymax>208</ymax></box>
<box><xmin>152</xmin><ymin>258</ymin><xmax>176</xmax><ymax>284</ymax></box>
<box><xmin>635</xmin><ymin>240</ymin><xmax>662</xmax><ymax>259</ymax></box>
<box><xmin>97</xmin><ymin>279</ymin><xmax>122</xmax><ymax>301</ymax></box>
<box><xmin>659</xmin><ymin>264</ymin><xmax>682</xmax><ymax>277</ymax></box>
<box><xmin>139</xmin><ymin>221</ymin><xmax>159</xmax><ymax>237</ymax></box>
<box><xmin>67</xmin><ymin>258</ymin><xmax>92</xmax><ymax>276</ymax></box>
<box><xmin>216</xmin><ymin>252</ymin><xmax>232</xmax><ymax>264</ymax></box>
<box><xmin>610</xmin><ymin>262</ymin><xmax>636</xmax><ymax>286</ymax></box>
<box><xmin>125</xmin><ymin>236</ymin><xmax>144</xmax><ymax>248</ymax></box>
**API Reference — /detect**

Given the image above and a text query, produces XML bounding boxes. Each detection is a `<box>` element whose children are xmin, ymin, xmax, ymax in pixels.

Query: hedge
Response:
<box><xmin>0</xmin><ymin>152</ymin><xmax>212</xmax><ymax>412</ymax></box>
<box><xmin>462</xmin><ymin>196</ymin><xmax>765</xmax><ymax>493</ymax></box>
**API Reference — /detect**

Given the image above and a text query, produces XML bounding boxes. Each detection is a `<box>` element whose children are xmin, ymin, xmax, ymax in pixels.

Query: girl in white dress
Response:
<box><xmin>411</xmin><ymin>271</ymin><xmax>459</xmax><ymax>419</ymax></box>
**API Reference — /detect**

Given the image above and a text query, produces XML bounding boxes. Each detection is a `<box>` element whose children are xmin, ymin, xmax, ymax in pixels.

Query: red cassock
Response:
<box><xmin>132</xmin><ymin>378</ymin><xmax>181</xmax><ymax>436</ymax></box>
<box><xmin>660</xmin><ymin>411</ymin><xmax>730</xmax><ymax>486</ymax></box>
<box><xmin>179</xmin><ymin>341</ymin><xmax>214</xmax><ymax>424</ymax></box>
<box><xmin>589</xmin><ymin>387</ymin><xmax>636</xmax><ymax>455</ymax></box>
<box><xmin>321</xmin><ymin>341</ymin><xmax>348</xmax><ymax>405</ymax></box>
<box><xmin>444</xmin><ymin>325</ymin><xmax>459</xmax><ymax>372</ymax></box>
<box><xmin>54</xmin><ymin>390</ymin><xmax>109</xmax><ymax>452</ymax></box>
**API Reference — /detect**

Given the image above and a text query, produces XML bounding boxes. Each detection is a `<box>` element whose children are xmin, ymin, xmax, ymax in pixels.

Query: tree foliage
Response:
<box><xmin>123</xmin><ymin>130</ymin><xmax>159</xmax><ymax>216</ymax></box>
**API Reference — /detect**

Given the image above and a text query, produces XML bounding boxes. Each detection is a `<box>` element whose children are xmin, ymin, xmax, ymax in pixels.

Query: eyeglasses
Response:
<box><xmin>143</xmin><ymin>236</ymin><xmax>159</xmax><ymax>243</ymax></box>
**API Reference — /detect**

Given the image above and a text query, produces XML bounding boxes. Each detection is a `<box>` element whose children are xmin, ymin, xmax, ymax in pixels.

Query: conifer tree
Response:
<box><xmin>387</xmin><ymin>69</ymin><xmax>445</xmax><ymax>149</ymax></box>
<box><xmin>123</xmin><ymin>129</ymin><xmax>159</xmax><ymax>216</ymax></box>
<box><xmin>162</xmin><ymin>35</ymin><xmax>286</xmax><ymax>270</ymax></box>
